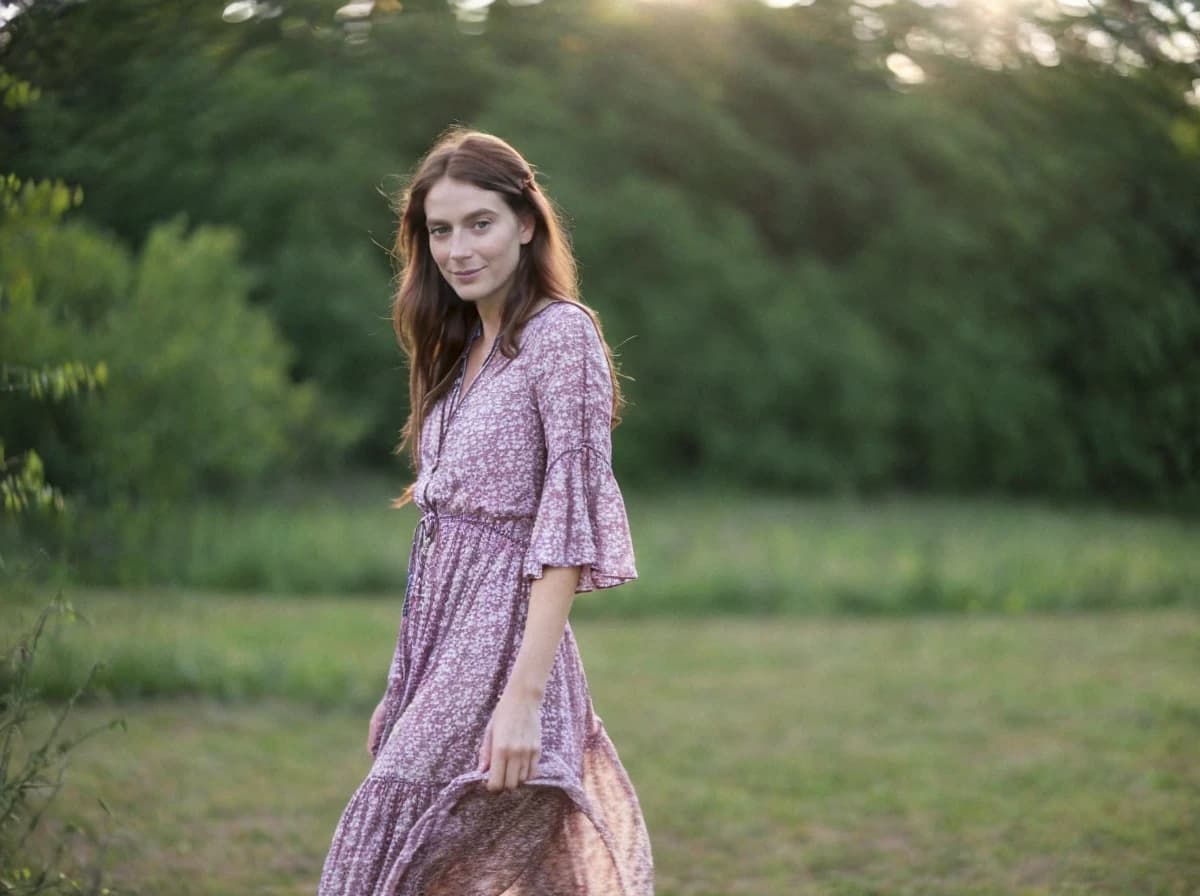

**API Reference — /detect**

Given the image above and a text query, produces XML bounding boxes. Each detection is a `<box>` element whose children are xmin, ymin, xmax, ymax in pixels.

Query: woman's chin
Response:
<box><xmin>450</xmin><ymin>286</ymin><xmax>480</xmax><ymax>303</ymax></box>
<box><xmin>461</xmin><ymin>290</ymin><xmax>508</xmax><ymax>309</ymax></box>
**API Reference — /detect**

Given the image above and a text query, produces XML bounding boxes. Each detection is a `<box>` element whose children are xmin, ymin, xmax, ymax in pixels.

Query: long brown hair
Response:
<box><xmin>390</xmin><ymin>126</ymin><xmax>625</xmax><ymax>507</ymax></box>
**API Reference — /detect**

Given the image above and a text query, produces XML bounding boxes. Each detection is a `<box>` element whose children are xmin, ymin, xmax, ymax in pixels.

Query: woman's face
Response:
<box><xmin>424</xmin><ymin>176</ymin><xmax>534</xmax><ymax>312</ymax></box>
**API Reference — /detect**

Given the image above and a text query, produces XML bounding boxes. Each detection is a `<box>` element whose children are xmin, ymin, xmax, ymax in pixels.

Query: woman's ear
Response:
<box><xmin>519</xmin><ymin>211</ymin><xmax>536</xmax><ymax>246</ymax></box>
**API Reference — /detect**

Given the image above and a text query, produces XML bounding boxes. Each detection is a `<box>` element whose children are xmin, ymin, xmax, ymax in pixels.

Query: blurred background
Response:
<box><xmin>1</xmin><ymin>0</ymin><xmax>1198</xmax><ymax>894</ymax></box>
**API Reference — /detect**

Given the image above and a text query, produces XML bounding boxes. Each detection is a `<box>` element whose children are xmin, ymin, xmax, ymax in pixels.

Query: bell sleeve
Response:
<box><xmin>522</xmin><ymin>306</ymin><xmax>638</xmax><ymax>593</ymax></box>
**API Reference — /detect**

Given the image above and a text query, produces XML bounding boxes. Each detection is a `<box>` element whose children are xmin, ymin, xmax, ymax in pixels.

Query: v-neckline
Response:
<box><xmin>448</xmin><ymin>301</ymin><xmax>562</xmax><ymax>420</ymax></box>
<box><xmin>450</xmin><ymin>322</ymin><xmax>497</xmax><ymax>418</ymax></box>
<box><xmin>458</xmin><ymin>325</ymin><xmax>492</xmax><ymax>398</ymax></box>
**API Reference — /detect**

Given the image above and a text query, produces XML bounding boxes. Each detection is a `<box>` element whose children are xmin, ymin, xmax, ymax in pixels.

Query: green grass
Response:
<box><xmin>18</xmin><ymin>485</ymin><xmax>1200</xmax><ymax>614</ymax></box>
<box><xmin>3</xmin><ymin>589</ymin><xmax>403</xmax><ymax>706</ymax></box>
<box><xmin>21</xmin><ymin>608</ymin><xmax>1200</xmax><ymax>895</ymax></box>
<box><xmin>2</xmin><ymin>488</ymin><xmax>1197</xmax><ymax>705</ymax></box>
<box><xmin>619</xmin><ymin>490</ymin><xmax>1199</xmax><ymax>615</ymax></box>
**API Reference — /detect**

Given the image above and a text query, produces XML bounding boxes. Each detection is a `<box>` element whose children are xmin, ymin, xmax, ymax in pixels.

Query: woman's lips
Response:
<box><xmin>454</xmin><ymin>267</ymin><xmax>484</xmax><ymax>280</ymax></box>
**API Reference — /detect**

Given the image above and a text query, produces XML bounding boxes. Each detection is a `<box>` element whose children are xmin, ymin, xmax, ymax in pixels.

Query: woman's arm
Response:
<box><xmin>478</xmin><ymin>564</ymin><xmax>581</xmax><ymax>792</ymax></box>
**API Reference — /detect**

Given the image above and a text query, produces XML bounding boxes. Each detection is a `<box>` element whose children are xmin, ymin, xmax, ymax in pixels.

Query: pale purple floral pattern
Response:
<box><xmin>317</xmin><ymin>301</ymin><xmax>652</xmax><ymax>895</ymax></box>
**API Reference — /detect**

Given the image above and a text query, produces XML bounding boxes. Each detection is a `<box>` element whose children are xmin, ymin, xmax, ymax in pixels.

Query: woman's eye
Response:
<box><xmin>474</xmin><ymin>220</ymin><xmax>491</xmax><ymax>230</ymax></box>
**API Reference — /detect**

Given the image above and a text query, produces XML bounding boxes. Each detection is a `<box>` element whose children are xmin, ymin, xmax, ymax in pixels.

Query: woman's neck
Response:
<box><xmin>475</xmin><ymin>296</ymin><xmax>553</xmax><ymax>344</ymax></box>
<box><xmin>475</xmin><ymin>300</ymin><xmax>503</xmax><ymax>344</ymax></box>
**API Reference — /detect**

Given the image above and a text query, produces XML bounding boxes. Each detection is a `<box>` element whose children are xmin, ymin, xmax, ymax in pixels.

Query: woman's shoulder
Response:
<box><xmin>526</xmin><ymin>298</ymin><xmax>591</xmax><ymax>330</ymax></box>
<box><xmin>521</xmin><ymin>300</ymin><xmax>601</xmax><ymax>357</ymax></box>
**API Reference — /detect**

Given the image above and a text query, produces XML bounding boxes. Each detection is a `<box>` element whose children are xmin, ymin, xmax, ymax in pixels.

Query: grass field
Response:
<box><xmin>14</xmin><ymin>486</ymin><xmax>1199</xmax><ymax>614</ymax></box>
<box><xmin>19</xmin><ymin>606</ymin><xmax>1200</xmax><ymax>896</ymax></box>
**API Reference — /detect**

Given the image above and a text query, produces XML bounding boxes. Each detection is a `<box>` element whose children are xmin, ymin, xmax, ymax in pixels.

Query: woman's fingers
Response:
<box><xmin>480</xmin><ymin>698</ymin><xmax>541</xmax><ymax>791</ymax></box>
<box><xmin>504</xmin><ymin>754</ymin><xmax>523</xmax><ymax>792</ymax></box>
<box><xmin>477</xmin><ymin>721</ymin><xmax>493</xmax><ymax>773</ymax></box>
<box><xmin>367</xmin><ymin>699</ymin><xmax>389</xmax><ymax>759</ymax></box>
<box><xmin>486</xmin><ymin>748</ymin><xmax>541</xmax><ymax>792</ymax></box>
<box><xmin>486</xmin><ymin>751</ymin><xmax>507</xmax><ymax>792</ymax></box>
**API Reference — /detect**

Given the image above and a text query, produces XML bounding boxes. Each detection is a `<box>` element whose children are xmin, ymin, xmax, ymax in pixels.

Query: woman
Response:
<box><xmin>317</xmin><ymin>128</ymin><xmax>654</xmax><ymax>895</ymax></box>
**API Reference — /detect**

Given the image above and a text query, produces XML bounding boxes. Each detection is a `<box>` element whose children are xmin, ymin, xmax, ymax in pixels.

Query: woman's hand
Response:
<box><xmin>367</xmin><ymin>698</ymin><xmax>387</xmax><ymax>758</ymax></box>
<box><xmin>475</xmin><ymin>566</ymin><xmax>579</xmax><ymax>792</ymax></box>
<box><xmin>477</xmin><ymin>690</ymin><xmax>542</xmax><ymax>792</ymax></box>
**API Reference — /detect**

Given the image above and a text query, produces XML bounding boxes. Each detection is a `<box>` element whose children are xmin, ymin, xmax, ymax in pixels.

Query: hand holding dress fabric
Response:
<box><xmin>477</xmin><ymin>693</ymin><xmax>542</xmax><ymax>792</ymax></box>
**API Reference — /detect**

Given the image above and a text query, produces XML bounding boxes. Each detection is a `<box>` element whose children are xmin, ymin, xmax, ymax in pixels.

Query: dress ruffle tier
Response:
<box><xmin>321</xmin><ymin>721</ymin><xmax>652</xmax><ymax>895</ymax></box>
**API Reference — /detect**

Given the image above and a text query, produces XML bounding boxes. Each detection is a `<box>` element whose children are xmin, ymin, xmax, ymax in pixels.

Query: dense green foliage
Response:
<box><xmin>0</xmin><ymin>71</ymin><xmax>106</xmax><ymax>516</ymax></box>
<box><xmin>2</xmin><ymin>0</ymin><xmax>1198</xmax><ymax>512</ymax></box>
<box><xmin>0</xmin><ymin>58</ymin><xmax>351</xmax><ymax>577</ymax></box>
<box><xmin>0</xmin><ymin>205</ymin><xmax>350</xmax><ymax>502</ymax></box>
<box><xmin>0</xmin><ymin>71</ymin><xmax>120</xmax><ymax>888</ymax></box>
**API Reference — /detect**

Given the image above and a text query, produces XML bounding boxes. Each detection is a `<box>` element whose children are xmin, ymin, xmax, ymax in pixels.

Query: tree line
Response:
<box><xmin>2</xmin><ymin>0</ymin><xmax>1198</xmax><ymax>514</ymax></box>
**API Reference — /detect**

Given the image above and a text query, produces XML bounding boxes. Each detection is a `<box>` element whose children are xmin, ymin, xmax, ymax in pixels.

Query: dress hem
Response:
<box><xmin>370</xmin><ymin>724</ymin><xmax>646</xmax><ymax>896</ymax></box>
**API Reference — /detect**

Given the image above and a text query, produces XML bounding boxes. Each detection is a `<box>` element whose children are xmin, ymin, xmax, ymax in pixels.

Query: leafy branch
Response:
<box><xmin>0</xmin><ymin>594</ymin><xmax>126</xmax><ymax>896</ymax></box>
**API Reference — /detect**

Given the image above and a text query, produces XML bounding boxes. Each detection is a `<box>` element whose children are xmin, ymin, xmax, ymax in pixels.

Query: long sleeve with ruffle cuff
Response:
<box><xmin>522</xmin><ymin>303</ymin><xmax>638</xmax><ymax>595</ymax></box>
<box><xmin>523</xmin><ymin>443</ymin><xmax>638</xmax><ymax>593</ymax></box>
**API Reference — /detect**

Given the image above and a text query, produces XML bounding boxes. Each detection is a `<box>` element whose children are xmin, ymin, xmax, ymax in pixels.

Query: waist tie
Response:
<box><xmin>400</xmin><ymin>511</ymin><xmax>534</xmax><ymax>617</ymax></box>
<box><xmin>401</xmin><ymin>513</ymin><xmax>435</xmax><ymax>618</ymax></box>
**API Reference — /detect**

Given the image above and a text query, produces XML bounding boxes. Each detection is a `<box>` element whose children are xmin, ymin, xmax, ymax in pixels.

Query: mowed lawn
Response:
<box><xmin>23</xmin><ymin>606</ymin><xmax>1200</xmax><ymax>896</ymax></box>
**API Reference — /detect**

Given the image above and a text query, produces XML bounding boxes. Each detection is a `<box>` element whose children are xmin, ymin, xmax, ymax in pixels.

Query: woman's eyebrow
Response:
<box><xmin>426</xmin><ymin>208</ymin><xmax>497</xmax><ymax>226</ymax></box>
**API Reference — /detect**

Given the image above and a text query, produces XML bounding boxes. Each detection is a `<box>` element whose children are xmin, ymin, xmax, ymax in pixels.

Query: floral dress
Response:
<box><xmin>317</xmin><ymin>300</ymin><xmax>654</xmax><ymax>895</ymax></box>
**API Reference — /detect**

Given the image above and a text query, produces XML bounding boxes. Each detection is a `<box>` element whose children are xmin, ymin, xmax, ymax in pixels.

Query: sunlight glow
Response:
<box><xmin>221</xmin><ymin>1</ymin><xmax>256</xmax><ymax>23</ymax></box>
<box><xmin>1019</xmin><ymin>22</ymin><xmax>1061</xmax><ymax>65</ymax></box>
<box><xmin>1055</xmin><ymin>0</ymin><xmax>1096</xmax><ymax>15</ymax></box>
<box><xmin>852</xmin><ymin>5</ymin><xmax>888</xmax><ymax>40</ymax></box>
<box><xmin>221</xmin><ymin>0</ymin><xmax>281</xmax><ymax>22</ymax></box>
<box><xmin>335</xmin><ymin>1</ymin><xmax>375</xmax><ymax>19</ymax></box>
<box><xmin>1160</xmin><ymin>29</ymin><xmax>1200</xmax><ymax>62</ymax></box>
<box><xmin>886</xmin><ymin>51</ymin><xmax>927</xmax><ymax>82</ymax></box>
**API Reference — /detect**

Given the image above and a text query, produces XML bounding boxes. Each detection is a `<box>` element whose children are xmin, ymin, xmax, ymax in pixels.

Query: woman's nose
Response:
<box><xmin>449</xmin><ymin>229</ymin><xmax>472</xmax><ymax>260</ymax></box>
